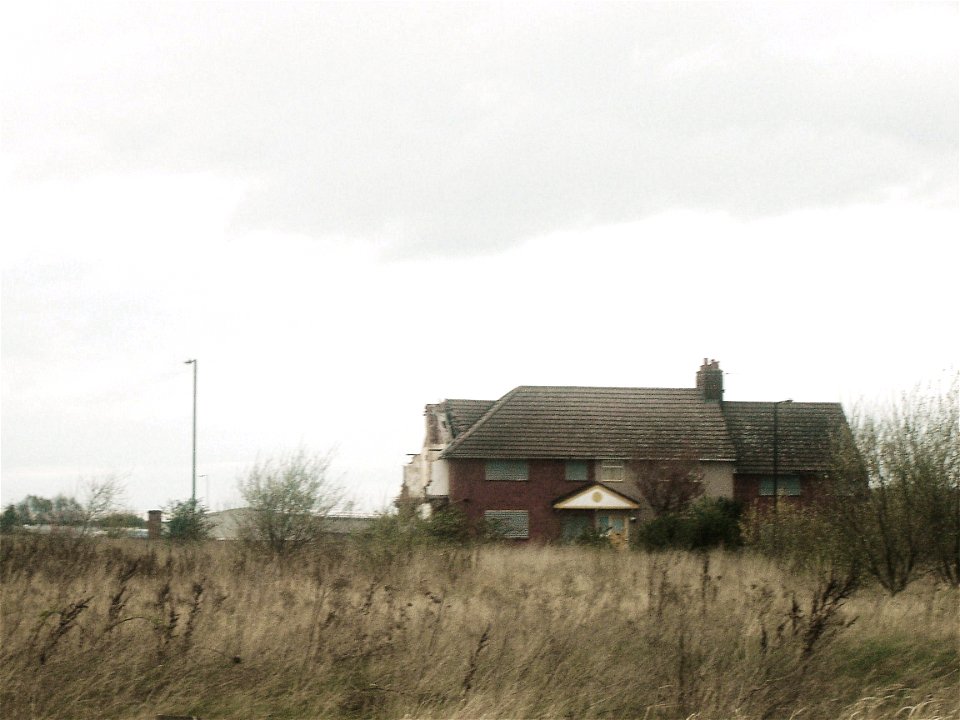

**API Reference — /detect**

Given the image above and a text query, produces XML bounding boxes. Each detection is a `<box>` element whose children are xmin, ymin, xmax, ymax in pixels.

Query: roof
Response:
<box><xmin>442</xmin><ymin>399</ymin><xmax>495</xmax><ymax>437</ymax></box>
<box><xmin>721</xmin><ymin>401</ymin><xmax>848</xmax><ymax>473</ymax></box>
<box><xmin>441</xmin><ymin>386</ymin><xmax>737</xmax><ymax>461</ymax></box>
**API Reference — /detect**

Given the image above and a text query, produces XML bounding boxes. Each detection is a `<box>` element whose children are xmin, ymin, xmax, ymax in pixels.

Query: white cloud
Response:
<box><xmin>1</xmin><ymin>4</ymin><xmax>957</xmax><ymax>514</ymax></box>
<box><xmin>3</xmin><ymin>3</ymin><xmax>955</xmax><ymax>256</ymax></box>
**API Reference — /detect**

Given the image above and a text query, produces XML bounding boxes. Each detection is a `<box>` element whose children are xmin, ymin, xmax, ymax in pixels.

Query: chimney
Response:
<box><xmin>147</xmin><ymin>510</ymin><xmax>162</xmax><ymax>540</ymax></box>
<box><xmin>425</xmin><ymin>403</ymin><xmax>441</xmax><ymax>445</ymax></box>
<box><xmin>696</xmin><ymin>358</ymin><xmax>723</xmax><ymax>402</ymax></box>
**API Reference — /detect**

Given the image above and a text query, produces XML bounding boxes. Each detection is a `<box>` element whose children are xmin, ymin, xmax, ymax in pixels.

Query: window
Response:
<box><xmin>561</xmin><ymin>514</ymin><xmax>591</xmax><ymax>541</ymax></box>
<box><xmin>600</xmin><ymin>460</ymin><xmax>625</xmax><ymax>482</ymax></box>
<box><xmin>485</xmin><ymin>460</ymin><xmax>528</xmax><ymax>481</ymax></box>
<box><xmin>759</xmin><ymin>476</ymin><xmax>801</xmax><ymax>496</ymax></box>
<box><xmin>565</xmin><ymin>461</ymin><xmax>588</xmax><ymax>482</ymax></box>
<box><xmin>484</xmin><ymin>510</ymin><xmax>529</xmax><ymax>539</ymax></box>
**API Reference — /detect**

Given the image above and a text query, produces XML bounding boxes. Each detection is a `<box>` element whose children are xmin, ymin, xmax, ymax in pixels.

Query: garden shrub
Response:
<box><xmin>636</xmin><ymin>497</ymin><xmax>743</xmax><ymax>551</ymax></box>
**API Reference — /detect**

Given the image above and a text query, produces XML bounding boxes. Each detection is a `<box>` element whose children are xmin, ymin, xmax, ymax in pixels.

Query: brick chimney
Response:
<box><xmin>696</xmin><ymin>358</ymin><xmax>723</xmax><ymax>402</ymax></box>
<box><xmin>147</xmin><ymin>510</ymin><xmax>162</xmax><ymax>540</ymax></box>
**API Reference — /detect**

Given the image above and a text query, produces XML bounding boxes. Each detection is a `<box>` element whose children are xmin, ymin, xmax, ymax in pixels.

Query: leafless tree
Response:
<box><xmin>237</xmin><ymin>449</ymin><xmax>346</xmax><ymax>554</ymax></box>
<box><xmin>79</xmin><ymin>474</ymin><xmax>127</xmax><ymax>531</ymax></box>
<box><xmin>629</xmin><ymin>441</ymin><xmax>705</xmax><ymax>517</ymax></box>
<box><xmin>828</xmin><ymin>376</ymin><xmax>959</xmax><ymax>592</ymax></box>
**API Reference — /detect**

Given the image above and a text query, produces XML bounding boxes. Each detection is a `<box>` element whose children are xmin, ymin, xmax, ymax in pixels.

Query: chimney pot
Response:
<box><xmin>696</xmin><ymin>358</ymin><xmax>724</xmax><ymax>402</ymax></box>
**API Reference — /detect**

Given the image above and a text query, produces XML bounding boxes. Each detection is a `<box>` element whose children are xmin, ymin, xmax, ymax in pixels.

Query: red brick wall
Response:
<box><xmin>448</xmin><ymin>459</ymin><xmax>595</xmax><ymax>542</ymax></box>
<box><xmin>733</xmin><ymin>473</ymin><xmax>826</xmax><ymax>510</ymax></box>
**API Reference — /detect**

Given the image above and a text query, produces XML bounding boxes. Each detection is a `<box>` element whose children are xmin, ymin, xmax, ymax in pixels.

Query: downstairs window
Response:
<box><xmin>484</xmin><ymin>510</ymin><xmax>529</xmax><ymax>539</ymax></box>
<box><xmin>759</xmin><ymin>475</ymin><xmax>801</xmax><ymax>496</ymax></box>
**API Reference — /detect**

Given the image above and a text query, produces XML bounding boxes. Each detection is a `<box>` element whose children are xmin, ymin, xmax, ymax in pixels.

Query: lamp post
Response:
<box><xmin>184</xmin><ymin>359</ymin><xmax>197</xmax><ymax>502</ymax></box>
<box><xmin>772</xmin><ymin>399</ymin><xmax>793</xmax><ymax>518</ymax></box>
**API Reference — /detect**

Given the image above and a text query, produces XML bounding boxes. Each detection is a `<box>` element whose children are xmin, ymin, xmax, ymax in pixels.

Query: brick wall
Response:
<box><xmin>448</xmin><ymin>459</ymin><xmax>596</xmax><ymax>542</ymax></box>
<box><xmin>733</xmin><ymin>473</ymin><xmax>827</xmax><ymax>509</ymax></box>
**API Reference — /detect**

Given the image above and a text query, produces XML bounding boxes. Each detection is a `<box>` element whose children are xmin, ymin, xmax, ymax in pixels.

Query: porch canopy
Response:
<box><xmin>553</xmin><ymin>484</ymin><xmax>640</xmax><ymax>511</ymax></box>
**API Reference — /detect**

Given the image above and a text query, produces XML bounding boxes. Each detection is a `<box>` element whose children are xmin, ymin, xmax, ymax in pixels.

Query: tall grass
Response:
<box><xmin>1</xmin><ymin>535</ymin><xmax>956</xmax><ymax>719</ymax></box>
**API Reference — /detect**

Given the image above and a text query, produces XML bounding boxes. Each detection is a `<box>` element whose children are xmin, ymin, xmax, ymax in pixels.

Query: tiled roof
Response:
<box><xmin>721</xmin><ymin>401</ymin><xmax>848</xmax><ymax>473</ymax></box>
<box><xmin>442</xmin><ymin>399</ymin><xmax>495</xmax><ymax>437</ymax></box>
<box><xmin>441</xmin><ymin>386</ymin><xmax>737</xmax><ymax>461</ymax></box>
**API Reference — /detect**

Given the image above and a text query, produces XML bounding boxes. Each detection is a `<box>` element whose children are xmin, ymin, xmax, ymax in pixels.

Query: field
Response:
<box><xmin>1</xmin><ymin>535</ymin><xmax>957</xmax><ymax>719</ymax></box>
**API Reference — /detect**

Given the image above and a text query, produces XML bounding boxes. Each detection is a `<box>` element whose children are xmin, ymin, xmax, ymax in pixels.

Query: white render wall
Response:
<box><xmin>428</xmin><ymin>457</ymin><xmax>450</xmax><ymax>497</ymax></box>
<box><xmin>700</xmin><ymin>461</ymin><xmax>735</xmax><ymax>499</ymax></box>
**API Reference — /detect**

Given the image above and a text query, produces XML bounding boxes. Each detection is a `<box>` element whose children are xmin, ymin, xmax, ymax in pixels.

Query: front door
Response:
<box><xmin>596</xmin><ymin>511</ymin><xmax>629</xmax><ymax>547</ymax></box>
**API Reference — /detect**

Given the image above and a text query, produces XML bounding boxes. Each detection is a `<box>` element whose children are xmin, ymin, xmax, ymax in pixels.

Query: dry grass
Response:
<box><xmin>1</xmin><ymin>535</ymin><xmax>957</xmax><ymax>719</ymax></box>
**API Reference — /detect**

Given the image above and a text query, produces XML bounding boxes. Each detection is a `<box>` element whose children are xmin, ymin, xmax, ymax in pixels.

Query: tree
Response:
<box><xmin>99</xmin><ymin>512</ymin><xmax>146</xmax><ymax>529</ymax></box>
<box><xmin>237</xmin><ymin>449</ymin><xmax>344</xmax><ymax>554</ymax></box>
<box><xmin>166</xmin><ymin>498</ymin><xmax>211</xmax><ymax>541</ymax></box>
<box><xmin>828</xmin><ymin>377</ymin><xmax>959</xmax><ymax>592</ymax></box>
<box><xmin>629</xmin><ymin>442</ymin><xmax>705</xmax><ymax>517</ymax></box>
<box><xmin>1</xmin><ymin>504</ymin><xmax>21</xmax><ymax>533</ymax></box>
<box><xmin>16</xmin><ymin>495</ymin><xmax>53</xmax><ymax>525</ymax></box>
<box><xmin>5</xmin><ymin>476</ymin><xmax>127</xmax><ymax>534</ymax></box>
<box><xmin>48</xmin><ymin>495</ymin><xmax>85</xmax><ymax>526</ymax></box>
<box><xmin>78</xmin><ymin>475</ymin><xmax>126</xmax><ymax>531</ymax></box>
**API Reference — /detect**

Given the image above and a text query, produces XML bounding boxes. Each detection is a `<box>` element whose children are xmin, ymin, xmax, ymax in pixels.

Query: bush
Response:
<box><xmin>237</xmin><ymin>449</ymin><xmax>343</xmax><ymax>555</ymax></box>
<box><xmin>360</xmin><ymin>507</ymin><xmax>472</xmax><ymax>548</ymax></box>
<box><xmin>636</xmin><ymin>512</ymin><xmax>691</xmax><ymax>550</ymax></box>
<box><xmin>571</xmin><ymin>526</ymin><xmax>612</xmax><ymax>548</ymax></box>
<box><xmin>689</xmin><ymin>497</ymin><xmax>743</xmax><ymax>549</ymax></box>
<box><xmin>165</xmin><ymin>499</ymin><xmax>211</xmax><ymax>541</ymax></box>
<box><xmin>0</xmin><ymin>505</ymin><xmax>21</xmax><ymax>534</ymax></box>
<box><xmin>636</xmin><ymin>498</ymin><xmax>743</xmax><ymax>551</ymax></box>
<box><xmin>828</xmin><ymin>380</ymin><xmax>959</xmax><ymax>591</ymax></box>
<box><xmin>423</xmin><ymin>507</ymin><xmax>473</xmax><ymax>543</ymax></box>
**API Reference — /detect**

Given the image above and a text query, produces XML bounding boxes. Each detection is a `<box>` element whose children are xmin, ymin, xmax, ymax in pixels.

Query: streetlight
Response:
<box><xmin>772</xmin><ymin>399</ymin><xmax>793</xmax><ymax>517</ymax></box>
<box><xmin>184</xmin><ymin>359</ymin><xmax>197</xmax><ymax>502</ymax></box>
<box><xmin>199</xmin><ymin>474</ymin><xmax>209</xmax><ymax>508</ymax></box>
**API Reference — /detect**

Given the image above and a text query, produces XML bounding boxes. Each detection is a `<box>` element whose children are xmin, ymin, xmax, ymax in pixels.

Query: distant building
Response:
<box><xmin>206</xmin><ymin>508</ymin><xmax>376</xmax><ymax>540</ymax></box>
<box><xmin>401</xmin><ymin>359</ymin><xmax>850</xmax><ymax>543</ymax></box>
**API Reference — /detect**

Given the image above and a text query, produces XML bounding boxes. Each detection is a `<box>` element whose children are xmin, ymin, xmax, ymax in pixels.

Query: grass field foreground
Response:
<box><xmin>1</xmin><ymin>535</ymin><xmax>957</xmax><ymax>719</ymax></box>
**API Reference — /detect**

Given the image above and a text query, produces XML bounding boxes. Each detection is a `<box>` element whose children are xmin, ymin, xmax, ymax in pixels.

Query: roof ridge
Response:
<box><xmin>513</xmin><ymin>385</ymin><xmax>697</xmax><ymax>391</ymax></box>
<box><xmin>723</xmin><ymin>400</ymin><xmax>844</xmax><ymax>407</ymax></box>
<box><xmin>441</xmin><ymin>386</ymin><xmax>524</xmax><ymax>457</ymax></box>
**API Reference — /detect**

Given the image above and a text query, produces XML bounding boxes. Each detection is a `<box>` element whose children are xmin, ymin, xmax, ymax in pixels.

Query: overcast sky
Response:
<box><xmin>2</xmin><ymin>2</ymin><xmax>957</xmax><ymax>514</ymax></box>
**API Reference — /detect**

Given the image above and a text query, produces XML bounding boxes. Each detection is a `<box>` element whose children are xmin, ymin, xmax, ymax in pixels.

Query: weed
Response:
<box><xmin>0</xmin><ymin>536</ymin><xmax>955</xmax><ymax>719</ymax></box>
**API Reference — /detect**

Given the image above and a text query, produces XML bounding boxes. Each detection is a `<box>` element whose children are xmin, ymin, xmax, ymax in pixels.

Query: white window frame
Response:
<box><xmin>600</xmin><ymin>460</ymin><xmax>625</xmax><ymax>483</ymax></box>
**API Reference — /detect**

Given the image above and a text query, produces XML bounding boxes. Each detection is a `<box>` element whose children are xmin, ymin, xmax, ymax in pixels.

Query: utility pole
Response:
<box><xmin>184</xmin><ymin>359</ymin><xmax>197</xmax><ymax>502</ymax></box>
<box><xmin>772</xmin><ymin>399</ymin><xmax>792</xmax><ymax>538</ymax></box>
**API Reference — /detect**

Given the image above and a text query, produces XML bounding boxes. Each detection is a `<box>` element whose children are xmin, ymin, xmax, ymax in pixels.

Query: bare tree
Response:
<box><xmin>829</xmin><ymin>377</ymin><xmax>959</xmax><ymax>592</ymax></box>
<box><xmin>79</xmin><ymin>475</ymin><xmax>127</xmax><ymax>532</ymax></box>
<box><xmin>237</xmin><ymin>449</ymin><xmax>346</xmax><ymax>554</ymax></box>
<box><xmin>629</xmin><ymin>442</ymin><xmax>705</xmax><ymax>517</ymax></box>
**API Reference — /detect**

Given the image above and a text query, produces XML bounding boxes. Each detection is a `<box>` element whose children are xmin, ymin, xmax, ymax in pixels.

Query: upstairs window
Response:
<box><xmin>565</xmin><ymin>461</ymin><xmax>589</xmax><ymax>482</ymax></box>
<box><xmin>485</xmin><ymin>460</ymin><xmax>528</xmax><ymax>482</ymax></box>
<box><xmin>759</xmin><ymin>476</ymin><xmax>801</xmax><ymax>496</ymax></box>
<box><xmin>600</xmin><ymin>460</ymin><xmax>625</xmax><ymax>483</ymax></box>
<box><xmin>484</xmin><ymin>510</ymin><xmax>529</xmax><ymax>539</ymax></box>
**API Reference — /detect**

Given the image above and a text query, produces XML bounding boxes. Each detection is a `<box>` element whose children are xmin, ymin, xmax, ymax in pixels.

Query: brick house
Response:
<box><xmin>400</xmin><ymin>360</ymin><xmax>850</xmax><ymax>543</ymax></box>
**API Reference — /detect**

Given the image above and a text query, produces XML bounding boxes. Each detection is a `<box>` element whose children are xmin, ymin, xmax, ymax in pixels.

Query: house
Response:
<box><xmin>400</xmin><ymin>360</ymin><xmax>851</xmax><ymax>543</ymax></box>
